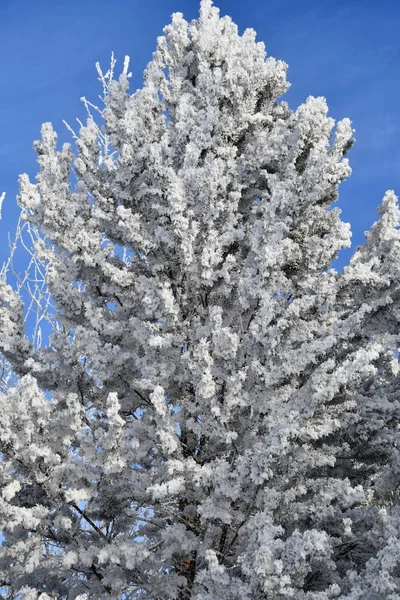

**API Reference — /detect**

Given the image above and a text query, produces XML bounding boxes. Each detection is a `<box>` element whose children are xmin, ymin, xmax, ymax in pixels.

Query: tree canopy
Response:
<box><xmin>1</xmin><ymin>1</ymin><xmax>400</xmax><ymax>598</ymax></box>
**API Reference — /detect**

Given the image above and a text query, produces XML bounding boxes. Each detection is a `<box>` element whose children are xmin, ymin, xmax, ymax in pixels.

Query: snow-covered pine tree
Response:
<box><xmin>1</xmin><ymin>1</ymin><xmax>400</xmax><ymax>598</ymax></box>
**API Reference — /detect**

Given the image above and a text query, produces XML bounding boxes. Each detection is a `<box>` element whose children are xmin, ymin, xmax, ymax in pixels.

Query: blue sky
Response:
<box><xmin>0</xmin><ymin>0</ymin><xmax>399</xmax><ymax>271</ymax></box>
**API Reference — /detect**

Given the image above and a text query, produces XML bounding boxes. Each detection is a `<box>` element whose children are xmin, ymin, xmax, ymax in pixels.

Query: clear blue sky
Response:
<box><xmin>0</xmin><ymin>0</ymin><xmax>399</xmax><ymax>270</ymax></box>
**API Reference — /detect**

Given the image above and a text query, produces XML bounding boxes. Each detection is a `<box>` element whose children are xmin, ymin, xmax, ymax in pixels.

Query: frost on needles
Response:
<box><xmin>1</xmin><ymin>1</ymin><xmax>400</xmax><ymax>599</ymax></box>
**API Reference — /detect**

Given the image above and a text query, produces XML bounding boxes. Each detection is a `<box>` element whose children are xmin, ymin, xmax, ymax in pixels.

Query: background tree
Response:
<box><xmin>1</xmin><ymin>1</ymin><xmax>400</xmax><ymax>598</ymax></box>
